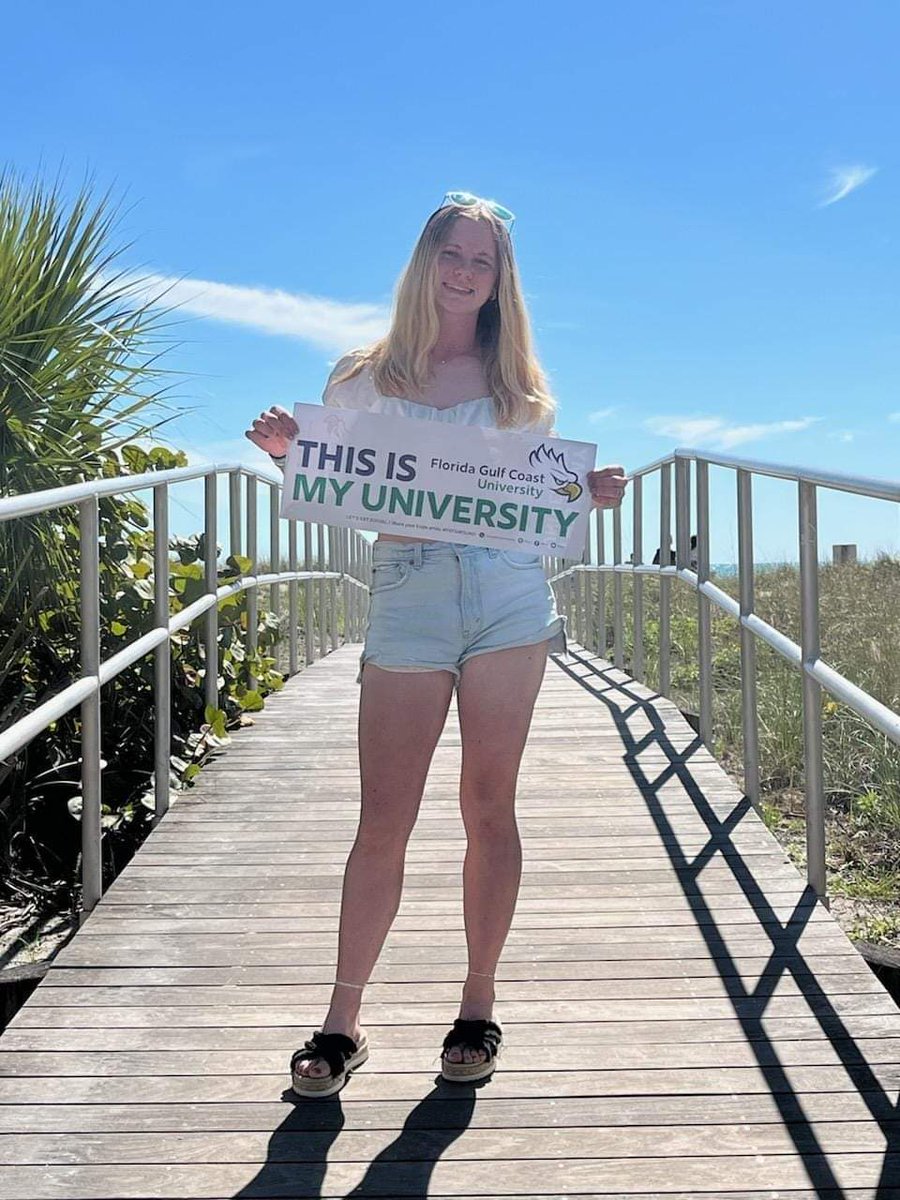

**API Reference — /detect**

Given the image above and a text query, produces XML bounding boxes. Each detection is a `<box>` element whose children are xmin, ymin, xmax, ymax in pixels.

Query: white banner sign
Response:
<box><xmin>279</xmin><ymin>403</ymin><xmax>597</xmax><ymax>555</ymax></box>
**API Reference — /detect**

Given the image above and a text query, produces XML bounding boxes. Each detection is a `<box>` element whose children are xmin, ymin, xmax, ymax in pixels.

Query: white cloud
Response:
<box><xmin>130</xmin><ymin>272</ymin><xmax>390</xmax><ymax>353</ymax></box>
<box><xmin>889</xmin><ymin>412</ymin><xmax>900</xmax><ymax>423</ymax></box>
<box><xmin>828</xmin><ymin>430</ymin><xmax>855</xmax><ymax>443</ymax></box>
<box><xmin>587</xmin><ymin>406</ymin><xmax>616</xmax><ymax>423</ymax></box>
<box><xmin>819</xmin><ymin>164</ymin><xmax>878</xmax><ymax>207</ymax></box>
<box><xmin>180</xmin><ymin>436</ymin><xmax>276</xmax><ymax>470</ymax></box>
<box><xmin>645</xmin><ymin>415</ymin><xmax>818</xmax><ymax>450</ymax></box>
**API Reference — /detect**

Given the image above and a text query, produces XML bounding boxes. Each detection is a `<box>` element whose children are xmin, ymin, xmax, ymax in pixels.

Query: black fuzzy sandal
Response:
<box><xmin>290</xmin><ymin>1028</ymin><xmax>369</xmax><ymax>1098</ymax></box>
<box><xmin>440</xmin><ymin>1018</ymin><xmax>503</xmax><ymax>1082</ymax></box>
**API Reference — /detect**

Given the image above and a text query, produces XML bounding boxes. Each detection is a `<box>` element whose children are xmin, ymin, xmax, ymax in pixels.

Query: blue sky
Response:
<box><xmin>3</xmin><ymin>1</ymin><xmax>898</xmax><ymax>562</ymax></box>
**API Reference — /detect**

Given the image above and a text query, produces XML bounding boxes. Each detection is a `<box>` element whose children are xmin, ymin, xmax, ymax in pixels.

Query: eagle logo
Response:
<box><xmin>323</xmin><ymin>412</ymin><xmax>349</xmax><ymax>439</ymax></box>
<box><xmin>528</xmin><ymin>443</ymin><xmax>582</xmax><ymax>502</ymax></box>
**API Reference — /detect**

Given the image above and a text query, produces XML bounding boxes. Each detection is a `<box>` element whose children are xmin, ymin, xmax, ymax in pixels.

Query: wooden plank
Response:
<box><xmin>16</xmin><ymin>970</ymin><xmax>892</xmax><ymax>1008</ymax></box>
<box><xmin>2</xmin><ymin>1117</ymin><xmax>899</xmax><ymax>1164</ymax></box>
<box><xmin>36</xmin><ymin>953</ymin><xmax>874</xmax><ymax>987</ymax></box>
<box><xmin>10</xmin><ymin>992</ymin><xmax>900</xmax><ymax>1030</ymax></box>
<box><xmin>3</xmin><ymin>1060</ymin><xmax>900</xmax><ymax>1105</ymax></box>
<box><xmin>7</xmin><ymin>1015</ymin><xmax>900</xmax><ymax>1052</ymax></box>
<box><xmin>6</xmin><ymin>1035</ymin><xmax>900</xmax><ymax>1079</ymax></box>
<box><xmin>2</xmin><ymin>1159</ymin><xmax>900</xmax><ymax>1199</ymax></box>
<box><xmin>0</xmin><ymin>1092</ymin><xmax>892</xmax><ymax>1134</ymax></box>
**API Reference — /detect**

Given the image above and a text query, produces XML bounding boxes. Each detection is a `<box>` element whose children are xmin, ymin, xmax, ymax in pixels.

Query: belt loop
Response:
<box><xmin>413</xmin><ymin>543</ymin><xmax>423</xmax><ymax>569</ymax></box>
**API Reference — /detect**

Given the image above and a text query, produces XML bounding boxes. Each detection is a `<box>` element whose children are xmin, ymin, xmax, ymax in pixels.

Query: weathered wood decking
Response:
<box><xmin>2</xmin><ymin>642</ymin><xmax>900</xmax><ymax>1198</ymax></box>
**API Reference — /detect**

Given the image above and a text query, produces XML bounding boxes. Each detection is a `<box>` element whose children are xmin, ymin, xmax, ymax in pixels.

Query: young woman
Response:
<box><xmin>246</xmin><ymin>191</ymin><xmax>627</xmax><ymax>1097</ymax></box>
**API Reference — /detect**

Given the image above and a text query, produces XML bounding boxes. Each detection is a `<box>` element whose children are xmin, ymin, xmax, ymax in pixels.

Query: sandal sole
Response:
<box><xmin>441</xmin><ymin>1056</ymin><xmax>498</xmax><ymax>1082</ymax></box>
<box><xmin>291</xmin><ymin>1037</ymin><xmax>369</xmax><ymax>1098</ymax></box>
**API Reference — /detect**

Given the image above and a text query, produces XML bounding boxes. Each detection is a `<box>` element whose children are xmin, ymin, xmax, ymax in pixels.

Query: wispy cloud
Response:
<box><xmin>645</xmin><ymin>415</ymin><xmax>818</xmax><ymax>450</ymax></box>
<box><xmin>587</xmin><ymin>406</ymin><xmax>616</xmax><ymax>423</ymax></box>
<box><xmin>131</xmin><ymin>272</ymin><xmax>390</xmax><ymax>353</ymax></box>
<box><xmin>819</xmin><ymin>164</ymin><xmax>878</xmax><ymax>207</ymax></box>
<box><xmin>889</xmin><ymin>412</ymin><xmax>900</xmax><ymax>423</ymax></box>
<box><xmin>828</xmin><ymin>430</ymin><xmax>855</xmax><ymax>443</ymax></box>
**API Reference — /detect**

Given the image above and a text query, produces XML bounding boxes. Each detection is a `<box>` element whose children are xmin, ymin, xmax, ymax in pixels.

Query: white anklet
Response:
<box><xmin>467</xmin><ymin>970</ymin><xmax>495</xmax><ymax>979</ymax></box>
<box><xmin>334</xmin><ymin>979</ymin><xmax>365</xmax><ymax>990</ymax></box>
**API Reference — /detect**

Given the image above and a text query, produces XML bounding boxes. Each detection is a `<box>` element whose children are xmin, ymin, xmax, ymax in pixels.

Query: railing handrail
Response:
<box><xmin>0</xmin><ymin>461</ymin><xmax>279</xmax><ymax>522</ymax></box>
<box><xmin>628</xmin><ymin>446</ymin><xmax>900</xmax><ymax>504</ymax></box>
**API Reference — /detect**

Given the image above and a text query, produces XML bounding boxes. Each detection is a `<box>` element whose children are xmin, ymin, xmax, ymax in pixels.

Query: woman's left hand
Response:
<box><xmin>587</xmin><ymin>466</ymin><xmax>628</xmax><ymax>508</ymax></box>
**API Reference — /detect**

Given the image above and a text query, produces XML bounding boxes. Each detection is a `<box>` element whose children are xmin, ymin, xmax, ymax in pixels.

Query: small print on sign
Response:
<box><xmin>279</xmin><ymin>403</ymin><xmax>597</xmax><ymax>556</ymax></box>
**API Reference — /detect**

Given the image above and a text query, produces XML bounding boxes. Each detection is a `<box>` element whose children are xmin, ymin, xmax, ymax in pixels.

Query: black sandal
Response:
<box><xmin>440</xmin><ymin>1018</ymin><xmax>503</xmax><ymax>1082</ymax></box>
<box><xmin>290</xmin><ymin>1028</ymin><xmax>369</xmax><ymax>1097</ymax></box>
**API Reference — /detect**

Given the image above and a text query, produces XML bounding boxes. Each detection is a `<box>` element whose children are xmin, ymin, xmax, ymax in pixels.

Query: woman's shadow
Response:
<box><xmin>233</xmin><ymin>1069</ymin><xmax>485</xmax><ymax>1198</ymax></box>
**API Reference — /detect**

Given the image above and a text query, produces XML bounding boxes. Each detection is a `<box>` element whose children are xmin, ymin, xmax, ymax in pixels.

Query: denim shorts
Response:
<box><xmin>357</xmin><ymin>539</ymin><xmax>568</xmax><ymax>688</ymax></box>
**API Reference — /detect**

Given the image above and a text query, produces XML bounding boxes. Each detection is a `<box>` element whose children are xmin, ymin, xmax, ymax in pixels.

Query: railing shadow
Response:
<box><xmin>551</xmin><ymin>644</ymin><xmax>900</xmax><ymax>1197</ymax></box>
<box><xmin>232</xmin><ymin>1076</ymin><xmax>480</xmax><ymax>1198</ymax></box>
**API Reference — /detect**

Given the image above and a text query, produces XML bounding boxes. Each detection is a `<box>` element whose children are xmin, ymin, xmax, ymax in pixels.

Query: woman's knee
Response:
<box><xmin>459</xmin><ymin>794</ymin><xmax>519</xmax><ymax>842</ymax></box>
<box><xmin>353</xmin><ymin>813</ymin><xmax>416</xmax><ymax>855</ymax></box>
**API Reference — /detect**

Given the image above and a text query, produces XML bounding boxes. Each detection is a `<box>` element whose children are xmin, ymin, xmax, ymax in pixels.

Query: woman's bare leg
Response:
<box><xmin>447</xmin><ymin>640</ymin><xmax>550</xmax><ymax>1065</ymax></box>
<box><xmin>295</xmin><ymin>663</ymin><xmax>455</xmax><ymax>1079</ymax></box>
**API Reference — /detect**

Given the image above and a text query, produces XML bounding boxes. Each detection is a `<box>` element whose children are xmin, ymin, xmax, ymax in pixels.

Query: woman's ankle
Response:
<box><xmin>322</xmin><ymin>1011</ymin><xmax>362</xmax><ymax>1035</ymax></box>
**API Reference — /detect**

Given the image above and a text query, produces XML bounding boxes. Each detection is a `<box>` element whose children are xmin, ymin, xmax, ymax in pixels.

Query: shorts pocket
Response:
<box><xmin>498</xmin><ymin>549</ymin><xmax>543</xmax><ymax>570</ymax></box>
<box><xmin>370</xmin><ymin>561</ymin><xmax>412</xmax><ymax>593</ymax></box>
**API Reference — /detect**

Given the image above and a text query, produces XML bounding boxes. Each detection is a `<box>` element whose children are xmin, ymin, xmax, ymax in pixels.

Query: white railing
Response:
<box><xmin>0</xmin><ymin>463</ymin><xmax>371</xmax><ymax>920</ymax></box>
<box><xmin>546</xmin><ymin>447</ymin><xmax>900</xmax><ymax>908</ymax></box>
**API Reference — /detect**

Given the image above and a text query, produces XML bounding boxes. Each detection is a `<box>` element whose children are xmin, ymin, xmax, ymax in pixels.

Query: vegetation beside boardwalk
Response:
<box><xmin>599</xmin><ymin>558</ymin><xmax>900</xmax><ymax>949</ymax></box>
<box><xmin>0</xmin><ymin>176</ymin><xmax>288</xmax><ymax>962</ymax></box>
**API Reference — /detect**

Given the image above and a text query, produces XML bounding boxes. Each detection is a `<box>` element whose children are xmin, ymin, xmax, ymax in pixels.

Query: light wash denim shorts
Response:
<box><xmin>357</xmin><ymin>539</ymin><xmax>568</xmax><ymax>688</ymax></box>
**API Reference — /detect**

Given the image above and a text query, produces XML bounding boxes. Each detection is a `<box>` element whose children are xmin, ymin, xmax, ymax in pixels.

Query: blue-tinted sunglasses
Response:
<box><xmin>440</xmin><ymin>190</ymin><xmax>516</xmax><ymax>234</ymax></box>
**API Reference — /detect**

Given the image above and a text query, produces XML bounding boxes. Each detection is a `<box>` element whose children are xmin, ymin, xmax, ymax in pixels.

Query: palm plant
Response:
<box><xmin>0</xmin><ymin>171</ymin><xmax>180</xmax><ymax>612</ymax></box>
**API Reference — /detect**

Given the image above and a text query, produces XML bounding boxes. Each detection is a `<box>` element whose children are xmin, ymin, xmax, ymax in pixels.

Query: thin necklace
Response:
<box><xmin>433</xmin><ymin>349</ymin><xmax>474</xmax><ymax>366</ymax></box>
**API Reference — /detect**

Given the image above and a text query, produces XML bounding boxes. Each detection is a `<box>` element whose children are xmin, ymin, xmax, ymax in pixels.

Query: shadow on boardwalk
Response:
<box><xmin>553</xmin><ymin>648</ymin><xmax>900</xmax><ymax>1200</ymax></box>
<box><xmin>234</xmin><ymin>1079</ymin><xmax>479</xmax><ymax>1198</ymax></box>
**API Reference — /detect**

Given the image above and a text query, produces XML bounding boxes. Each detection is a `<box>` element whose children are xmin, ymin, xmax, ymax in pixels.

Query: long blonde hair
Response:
<box><xmin>330</xmin><ymin>200</ymin><xmax>556</xmax><ymax>430</ymax></box>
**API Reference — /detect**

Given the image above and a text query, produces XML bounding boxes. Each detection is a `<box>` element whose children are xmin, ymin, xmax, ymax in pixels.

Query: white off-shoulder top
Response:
<box><xmin>321</xmin><ymin>354</ymin><xmax>557</xmax><ymax>436</ymax></box>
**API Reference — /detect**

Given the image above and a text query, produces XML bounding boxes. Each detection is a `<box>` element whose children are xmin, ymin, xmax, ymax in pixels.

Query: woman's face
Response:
<box><xmin>434</xmin><ymin>216</ymin><xmax>499</xmax><ymax>315</ymax></box>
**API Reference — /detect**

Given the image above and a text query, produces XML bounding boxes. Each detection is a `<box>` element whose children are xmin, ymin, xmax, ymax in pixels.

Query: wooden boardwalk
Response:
<box><xmin>2</xmin><ymin>641</ymin><xmax>900</xmax><ymax>1198</ymax></box>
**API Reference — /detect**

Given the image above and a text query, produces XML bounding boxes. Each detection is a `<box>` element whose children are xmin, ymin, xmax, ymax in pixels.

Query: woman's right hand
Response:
<box><xmin>244</xmin><ymin>405</ymin><xmax>299</xmax><ymax>458</ymax></box>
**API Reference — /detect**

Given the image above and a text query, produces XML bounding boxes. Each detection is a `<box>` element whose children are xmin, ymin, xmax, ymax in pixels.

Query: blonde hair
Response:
<box><xmin>329</xmin><ymin>200</ymin><xmax>556</xmax><ymax>430</ymax></box>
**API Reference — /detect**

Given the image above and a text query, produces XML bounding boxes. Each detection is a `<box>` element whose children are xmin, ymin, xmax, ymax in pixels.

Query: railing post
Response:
<box><xmin>799</xmin><ymin>480</ymin><xmax>828</xmax><ymax>906</ymax></box>
<box><xmin>153</xmin><ymin>483</ymin><xmax>171</xmax><ymax>821</ymax></box>
<box><xmin>317</xmin><ymin>523</ymin><xmax>328</xmax><ymax>659</ymax></box>
<box><xmin>78</xmin><ymin>496</ymin><xmax>102</xmax><ymax>919</ymax></box>
<box><xmin>675</xmin><ymin>455</ymin><xmax>691</xmax><ymax>568</ymax></box>
<box><xmin>329</xmin><ymin>525</ymin><xmax>339</xmax><ymax>653</ymax></box>
<box><xmin>612</xmin><ymin>506</ymin><xmax>624</xmax><ymax>669</ymax></box>
<box><xmin>204</xmin><ymin>472</ymin><xmax>218</xmax><ymax>712</ymax></box>
<box><xmin>341</xmin><ymin>527</ymin><xmax>350</xmax><ymax>647</ymax></box>
<box><xmin>228</xmin><ymin>469</ymin><xmax>242</xmax><ymax>559</ymax></box>
<box><xmin>353</xmin><ymin>532</ymin><xmax>362</xmax><ymax>641</ymax></box>
<box><xmin>674</xmin><ymin>455</ymin><xmax>691</xmax><ymax>705</ymax></box>
<box><xmin>737</xmin><ymin>469</ymin><xmax>760</xmax><ymax>807</ymax></box>
<box><xmin>581</xmin><ymin>516</ymin><xmax>593</xmax><ymax>653</ymax></box>
<box><xmin>573</xmin><ymin>548</ymin><xmax>584</xmax><ymax>647</ymax></box>
<box><xmin>270</xmin><ymin>481</ymin><xmax>280</xmax><ymax>664</ymax></box>
<box><xmin>362</xmin><ymin>535</ymin><xmax>369</xmax><ymax>638</ymax></box>
<box><xmin>696</xmin><ymin>459</ymin><xmax>713</xmax><ymax>748</ymax></box>
<box><xmin>246</xmin><ymin>475</ymin><xmax>258</xmax><ymax>689</ymax></box>
<box><xmin>288</xmin><ymin>517</ymin><xmax>298</xmax><ymax>676</ymax></box>
<box><xmin>632</xmin><ymin>475</ymin><xmax>644</xmax><ymax>682</ymax></box>
<box><xmin>595</xmin><ymin>510</ymin><xmax>606</xmax><ymax>656</ymax></box>
<box><xmin>303</xmin><ymin>520</ymin><xmax>314</xmax><ymax>665</ymax></box>
<box><xmin>659</xmin><ymin>462</ymin><xmax>672</xmax><ymax>696</ymax></box>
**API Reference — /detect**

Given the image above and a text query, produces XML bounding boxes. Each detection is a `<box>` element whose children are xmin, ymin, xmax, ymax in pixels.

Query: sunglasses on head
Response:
<box><xmin>439</xmin><ymin>190</ymin><xmax>516</xmax><ymax>234</ymax></box>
